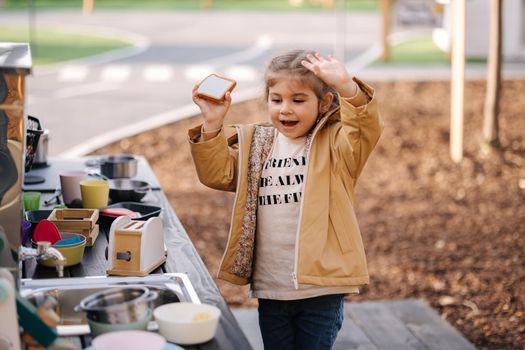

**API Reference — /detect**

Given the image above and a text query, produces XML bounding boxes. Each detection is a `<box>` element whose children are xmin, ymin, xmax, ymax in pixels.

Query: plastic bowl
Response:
<box><xmin>88</xmin><ymin>310</ymin><xmax>153</xmax><ymax>337</ymax></box>
<box><xmin>153</xmin><ymin>302</ymin><xmax>221</xmax><ymax>345</ymax></box>
<box><xmin>25</xmin><ymin>209</ymin><xmax>53</xmax><ymax>238</ymax></box>
<box><xmin>32</xmin><ymin>232</ymin><xmax>86</xmax><ymax>267</ymax></box>
<box><xmin>52</xmin><ymin>232</ymin><xmax>86</xmax><ymax>247</ymax></box>
<box><xmin>91</xmin><ymin>329</ymin><xmax>165</xmax><ymax>350</ymax></box>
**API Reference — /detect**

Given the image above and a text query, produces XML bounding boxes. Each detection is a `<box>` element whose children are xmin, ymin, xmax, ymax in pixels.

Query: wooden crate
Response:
<box><xmin>85</xmin><ymin>224</ymin><xmax>99</xmax><ymax>247</ymax></box>
<box><xmin>48</xmin><ymin>209</ymin><xmax>97</xmax><ymax>231</ymax></box>
<box><xmin>48</xmin><ymin>208</ymin><xmax>99</xmax><ymax>246</ymax></box>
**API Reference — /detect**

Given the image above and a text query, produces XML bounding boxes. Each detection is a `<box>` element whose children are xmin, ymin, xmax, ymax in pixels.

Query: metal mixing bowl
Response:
<box><xmin>74</xmin><ymin>286</ymin><xmax>157</xmax><ymax>324</ymax></box>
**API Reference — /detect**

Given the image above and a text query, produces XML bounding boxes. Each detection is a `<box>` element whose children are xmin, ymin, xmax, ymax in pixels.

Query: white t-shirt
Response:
<box><xmin>250</xmin><ymin>130</ymin><xmax>358</xmax><ymax>300</ymax></box>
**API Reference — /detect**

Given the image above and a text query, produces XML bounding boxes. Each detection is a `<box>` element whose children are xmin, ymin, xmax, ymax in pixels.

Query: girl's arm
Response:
<box><xmin>188</xmin><ymin>126</ymin><xmax>239</xmax><ymax>192</ymax></box>
<box><xmin>188</xmin><ymin>84</ymin><xmax>239</xmax><ymax>192</ymax></box>
<box><xmin>302</xmin><ymin>53</ymin><xmax>384</xmax><ymax>179</ymax></box>
<box><xmin>301</xmin><ymin>52</ymin><xmax>366</xmax><ymax>105</ymax></box>
<box><xmin>192</xmin><ymin>84</ymin><xmax>232</xmax><ymax>140</ymax></box>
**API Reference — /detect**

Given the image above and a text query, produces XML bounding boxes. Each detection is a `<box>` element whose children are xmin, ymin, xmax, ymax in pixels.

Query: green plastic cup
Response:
<box><xmin>23</xmin><ymin>192</ymin><xmax>41</xmax><ymax>211</ymax></box>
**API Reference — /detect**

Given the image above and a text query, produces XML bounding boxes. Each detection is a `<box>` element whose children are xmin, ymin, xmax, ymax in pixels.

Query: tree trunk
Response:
<box><xmin>322</xmin><ymin>0</ymin><xmax>334</xmax><ymax>10</ymax></box>
<box><xmin>450</xmin><ymin>0</ymin><xmax>466</xmax><ymax>163</ymax></box>
<box><xmin>483</xmin><ymin>0</ymin><xmax>502</xmax><ymax>147</ymax></box>
<box><xmin>381</xmin><ymin>0</ymin><xmax>391</xmax><ymax>62</ymax></box>
<box><xmin>335</xmin><ymin>0</ymin><xmax>346</xmax><ymax>62</ymax></box>
<box><xmin>201</xmin><ymin>0</ymin><xmax>213</xmax><ymax>10</ymax></box>
<box><xmin>83</xmin><ymin>0</ymin><xmax>94</xmax><ymax>15</ymax></box>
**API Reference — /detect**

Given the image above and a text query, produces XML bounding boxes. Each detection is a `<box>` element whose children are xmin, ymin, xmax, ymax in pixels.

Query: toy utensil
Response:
<box><xmin>100</xmin><ymin>208</ymin><xmax>139</xmax><ymax>218</ymax></box>
<box><xmin>32</xmin><ymin>219</ymin><xmax>62</xmax><ymax>244</ymax></box>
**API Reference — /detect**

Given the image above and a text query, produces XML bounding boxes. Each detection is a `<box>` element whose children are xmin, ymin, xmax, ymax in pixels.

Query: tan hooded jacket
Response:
<box><xmin>188</xmin><ymin>78</ymin><xmax>383</xmax><ymax>288</ymax></box>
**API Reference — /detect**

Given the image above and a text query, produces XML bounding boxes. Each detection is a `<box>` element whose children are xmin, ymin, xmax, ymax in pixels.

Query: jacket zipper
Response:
<box><xmin>218</xmin><ymin>126</ymin><xmax>243</xmax><ymax>273</ymax></box>
<box><xmin>292</xmin><ymin>118</ymin><xmax>328</xmax><ymax>289</ymax></box>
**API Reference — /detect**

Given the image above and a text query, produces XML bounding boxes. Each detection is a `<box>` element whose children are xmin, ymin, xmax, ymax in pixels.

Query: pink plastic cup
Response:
<box><xmin>59</xmin><ymin>171</ymin><xmax>88</xmax><ymax>207</ymax></box>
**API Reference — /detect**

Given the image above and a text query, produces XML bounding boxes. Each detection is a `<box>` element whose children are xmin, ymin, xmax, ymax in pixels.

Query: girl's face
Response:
<box><xmin>267</xmin><ymin>77</ymin><xmax>332</xmax><ymax>139</ymax></box>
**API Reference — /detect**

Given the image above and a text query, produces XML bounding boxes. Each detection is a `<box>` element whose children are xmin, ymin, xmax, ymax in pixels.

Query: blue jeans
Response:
<box><xmin>258</xmin><ymin>294</ymin><xmax>345</xmax><ymax>350</ymax></box>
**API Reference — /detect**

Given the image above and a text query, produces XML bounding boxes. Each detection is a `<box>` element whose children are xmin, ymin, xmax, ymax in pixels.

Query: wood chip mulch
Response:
<box><xmin>93</xmin><ymin>80</ymin><xmax>525</xmax><ymax>350</ymax></box>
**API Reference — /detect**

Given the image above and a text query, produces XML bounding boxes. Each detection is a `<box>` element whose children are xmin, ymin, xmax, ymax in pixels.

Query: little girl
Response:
<box><xmin>189</xmin><ymin>50</ymin><xmax>383</xmax><ymax>350</ymax></box>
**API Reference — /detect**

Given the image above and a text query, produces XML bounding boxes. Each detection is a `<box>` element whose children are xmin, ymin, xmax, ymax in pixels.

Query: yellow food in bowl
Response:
<box><xmin>154</xmin><ymin>302</ymin><xmax>221</xmax><ymax>345</ymax></box>
<box><xmin>192</xmin><ymin>312</ymin><xmax>212</xmax><ymax>322</ymax></box>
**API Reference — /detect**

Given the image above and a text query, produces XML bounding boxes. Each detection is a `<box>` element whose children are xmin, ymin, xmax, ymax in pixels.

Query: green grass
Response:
<box><xmin>374</xmin><ymin>36</ymin><xmax>488</xmax><ymax>65</ymax></box>
<box><xmin>376</xmin><ymin>36</ymin><xmax>449</xmax><ymax>65</ymax></box>
<box><xmin>4</xmin><ymin>0</ymin><xmax>378</xmax><ymax>11</ymax></box>
<box><xmin>0</xmin><ymin>26</ymin><xmax>132</xmax><ymax>65</ymax></box>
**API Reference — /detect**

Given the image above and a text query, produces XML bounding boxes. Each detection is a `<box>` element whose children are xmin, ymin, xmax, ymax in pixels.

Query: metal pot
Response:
<box><xmin>74</xmin><ymin>286</ymin><xmax>158</xmax><ymax>324</ymax></box>
<box><xmin>100</xmin><ymin>154</ymin><xmax>138</xmax><ymax>179</ymax></box>
<box><xmin>108</xmin><ymin>179</ymin><xmax>150</xmax><ymax>202</ymax></box>
<box><xmin>33</xmin><ymin>129</ymin><xmax>49</xmax><ymax>166</ymax></box>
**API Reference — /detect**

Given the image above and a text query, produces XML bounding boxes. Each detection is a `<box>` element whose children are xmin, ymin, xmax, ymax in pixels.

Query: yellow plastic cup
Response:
<box><xmin>80</xmin><ymin>179</ymin><xmax>109</xmax><ymax>209</ymax></box>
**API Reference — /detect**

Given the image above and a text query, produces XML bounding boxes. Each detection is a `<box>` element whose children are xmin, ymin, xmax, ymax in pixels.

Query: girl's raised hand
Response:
<box><xmin>301</xmin><ymin>53</ymin><xmax>357</xmax><ymax>98</ymax></box>
<box><xmin>192</xmin><ymin>84</ymin><xmax>232</xmax><ymax>132</ymax></box>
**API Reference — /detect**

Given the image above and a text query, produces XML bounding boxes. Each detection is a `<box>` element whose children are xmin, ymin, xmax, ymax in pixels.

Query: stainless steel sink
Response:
<box><xmin>19</xmin><ymin>273</ymin><xmax>200</xmax><ymax>336</ymax></box>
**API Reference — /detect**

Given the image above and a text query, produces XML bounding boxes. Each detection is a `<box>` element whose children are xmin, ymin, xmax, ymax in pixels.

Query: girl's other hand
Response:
<box><xmin>192</xmin><ymin>84</ymin><xmax>232</xmax><ymax>132</ymax></box>
<box><xmin>301</xmin><ymin>53</ymin><xmax>358</xmax><ymax>98</ymax></box>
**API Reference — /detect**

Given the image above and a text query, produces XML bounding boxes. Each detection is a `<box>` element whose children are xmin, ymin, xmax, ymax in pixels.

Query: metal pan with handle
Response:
<box><xmin>108</xmin><ymin>179</ymin><xmax>150</xmax><ymax>203</ymax></box>
<box><xmin>88</xmin><ymin>172</ymin><xmax>150</xmax><ymax>203</ymax></box>
<box><xmin>88</xmin><ymin>154</ymin><xmax>138</xmax><ymax>179</ymax></box>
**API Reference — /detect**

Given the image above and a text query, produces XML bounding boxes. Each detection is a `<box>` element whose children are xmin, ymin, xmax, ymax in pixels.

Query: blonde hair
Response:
<box><xmin>264</xmin><ymin>49</ymin><xmax>339</xmax><ymax>111</ymax></box>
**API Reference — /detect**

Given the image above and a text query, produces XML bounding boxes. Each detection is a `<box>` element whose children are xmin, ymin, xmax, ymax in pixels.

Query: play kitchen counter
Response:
<box><xmin>22</xmin><ymin>156</ymin><xmax>252</xmax><ymax>350</ymax></box>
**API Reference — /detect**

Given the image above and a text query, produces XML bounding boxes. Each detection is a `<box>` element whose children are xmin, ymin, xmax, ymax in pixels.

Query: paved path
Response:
<box><xmin>2</xmin><ymin>10</ymin><xmax>380</xmax><ymax>156</ymax></box>
<box><xmin>233</xmin><ymin>299</ymin><xmax>478</xmax><ymax>350</ymax></box>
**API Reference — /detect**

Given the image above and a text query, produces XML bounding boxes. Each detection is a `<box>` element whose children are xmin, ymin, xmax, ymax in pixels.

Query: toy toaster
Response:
<box><xmin>107</xmin><ymin>216</ymin><xmax>166</xmax><ymax>276</ymax></box>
